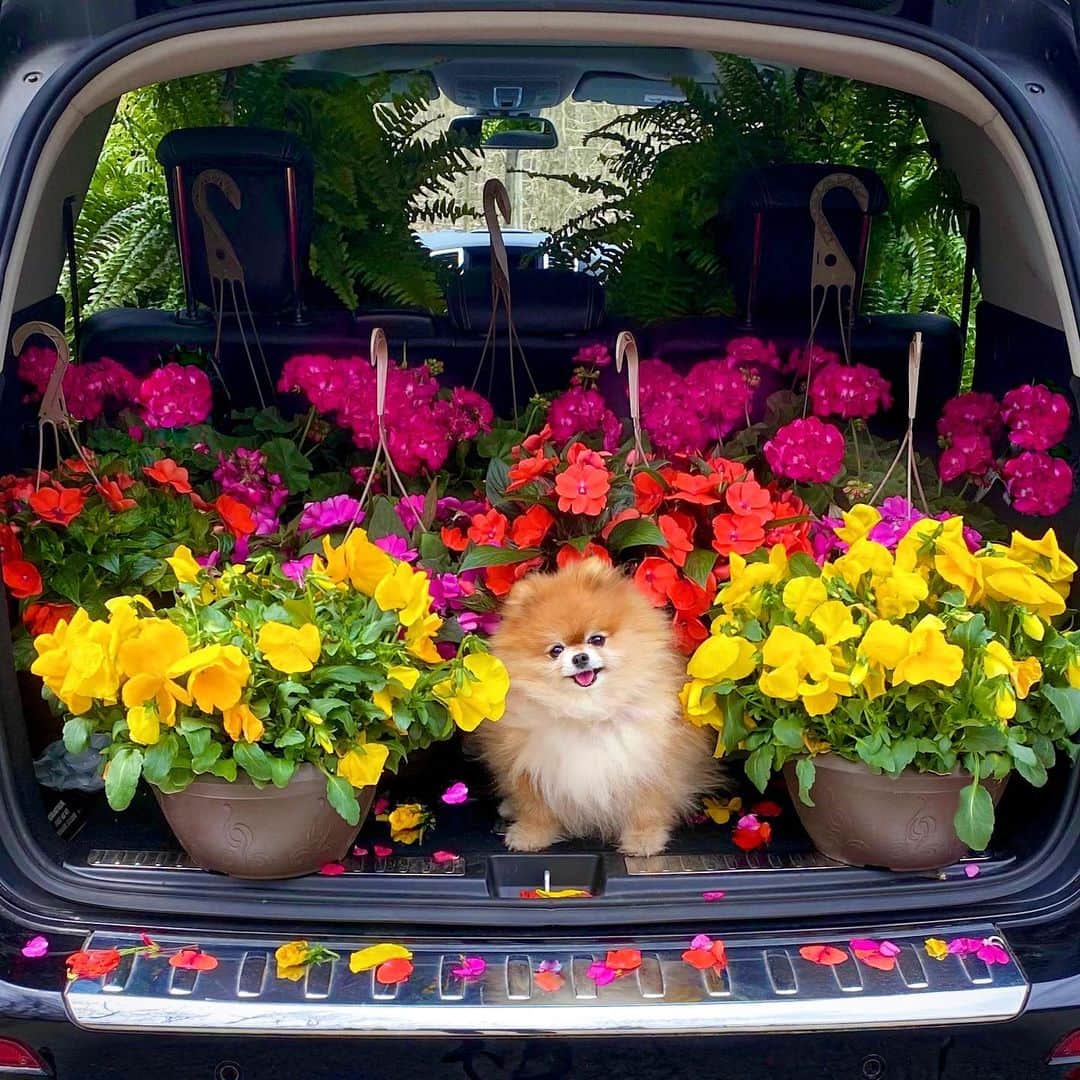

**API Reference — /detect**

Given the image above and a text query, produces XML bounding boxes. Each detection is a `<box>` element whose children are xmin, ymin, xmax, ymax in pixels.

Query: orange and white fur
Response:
<box><xmin>474</xmin><ymin>558</ymin><xmax>717</xmax><ymax>856</ymax></box>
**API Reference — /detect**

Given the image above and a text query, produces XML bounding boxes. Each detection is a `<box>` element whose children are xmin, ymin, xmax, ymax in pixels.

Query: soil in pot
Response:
<box><xmin>783</xmin><ymin>755</ymin><xmax>1007</xmax><ymax>872</ymax></box>
<box><xmin>154</xmin><ymin>763</ymin><xmax>373</xmax><ymax>879</ymax></box>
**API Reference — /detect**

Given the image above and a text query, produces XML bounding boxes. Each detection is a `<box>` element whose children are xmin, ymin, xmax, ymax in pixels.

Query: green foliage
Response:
<box><xmin>539</xmin><ymin>55</ymin><xmax>970</xmax><ymax>327</ymax></box>
<box><xmin>71</xmin><ymin>64</ymin><xmax>477</xmax><ymax>320</ymax></box>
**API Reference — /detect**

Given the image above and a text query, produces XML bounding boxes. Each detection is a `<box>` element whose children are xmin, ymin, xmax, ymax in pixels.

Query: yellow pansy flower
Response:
<box><xmin>810</xmin><ymin>601</ymin><xmax>861</xmax><ymax>647</ymax></box>
<box><xmin>680</xmin><ymin>680</ymin><xmax>724</xmax><ymax>729</ymax></box>
<box><xmin>1020</xmin><ymin>612</ymin><xmax>1046</xmax><ymax>641</ymax></box>
<box><xmin>924</xmin><ymin>938</ymin><xmax>949</xmax><ymax>961</ymax></box>
<box><xmin>348</xmin><ymin>943</ymin><xmax>412</xmax><ymax>973</ymax></box>
<box><xmin>719</xmin><ymin>546</ymin><xmax>789</xmax><ymax>612</ymax></box>
<box><xmin>388</xmin><ymin>803</ymin><xmax>427</xmax><ymax>843</ymax></box>
<box><xmin>168</xmin><ymin>644</ymin><xmax>251</xmax><ymax>713</ymax></box>
<box><xmin>782</xmin><ymin>576</ymin><xmax>828</xmax><ymax>623</ymax></box>
<box><xmin>702</xmin><ymin>796</ymin><xmax>742</xmax><ymax>825</ymax></box>
<box><xmin>434</xmin><ymin>653</ymin><xmax>510</xmax><ymax>732</ymax></box>
<box><xmin>404</xmin><ymin>611</ymin><xmax>444</xmax><ymax>664</ymax></box>
<box><xmin>1004</xmin><ymin>528</ymin><xmax>1077</xmax><ymax>589</ymax></box>
<box><xmin>372</xmin><ymin>665</ymin><xmax>421</xmax><ymax>717</ymax></box>
<box><xmin>31</xmin><ymin>609</ymin><xmax>122</xmax><ymax>713</ymax></box>
<box><xmin>275</xmin><ymin>940</ymin><xmax>312</xmax><ymax>981</ymax></box>
<box><xmin>686</xmin><ymin>635</ymin><xmax>757</xmax><ymax>682</ymax></box>
<box><xmin>858</xmin><ymin>620</ymin><xmax>911</xmax><ymax>670</ymax></box>
<box><xmin>126</xmin><ymin>704</ymin><xmax>164</xmax><ymax>746</ymax></box>
<box><xmin>320</xmin><ymin>529</ymin><xmax>394</xmax><ymax>595</ymax></box>
<box><xmin>934</xmin><ymin>534</ymin><xmax>983</xmax><ymax>603</ymax></box>
<box><xmin>893</xmin><ymin>616</ymin><xmax>963</xmax><ymax>687</ymax></box>
<box><xmin>374</xmin><ymin>563</ymin><xmax>433</xmax><ymax>628</ymax></box>
<box><xmin>831</xmin><ymin>538</ymin><xmax>894</xmax><ymax>591</ymax></box>
<box><xmin>835</xmin><ymin>504</ymin><xmax>881</xmax><ymax>545</ymax></box>
<box><xmin>1067</xmin><ymin>655</ymin><xmax>1080</xmax><ymax>689</ymax></box>
<box><xmin>873</xmin><ymin>569</ymin><xmax>929</xmax><ymax>620</ymax></box>
<box><xmin>981</xmin><ymin>560</ymin><xmax>1066</xmax><ymax>619</ymax></box>
<box><xmin>337</xmin><ymin>743</ymin><xmax>389</xmax><ymax>788</ymax></box>
<box><xmin>166</xmin><ymin>545</ymin><xmax>202</xmax><ymax>584</ymax></box>
<box><xmin>758</xmin><ymin>664</ymin><xmax>802</xmax><ymax>701</ymax></box>
<box><xmin>894</xmin><ymin>517</ymin><xmax>944</xmax><ymax>573</ymax></box>
<box><xmin>257</xmin><ymin>621</ymin><xmax>322</xmax><ymax>673</ymax></box>
<box><xmin>118</xmin><ymin>619</ymin><xmax>192</xmax><ymax>738</ymax></box>
<box><xmin>222</xmin><ymin>703</ymin><xmax>265</xmax><ymax>743</ymax></box>
<box><xmin>994</xmin><ymin>686</ymin><xmax>1017</xmax><ymax>721</ymax></box>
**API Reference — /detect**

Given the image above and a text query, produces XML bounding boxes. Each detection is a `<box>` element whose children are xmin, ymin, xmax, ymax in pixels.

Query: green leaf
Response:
<box><xmin>484</xmin><ymin>457</ymin><xmax>511</xmax><ymax>510</ymax></box>
<box><xmin>459</xmin><ymin>545</ymin><xmax>541</xmax><ymax>572</ymax></box>
<box><xmin>63</xmin><ymin>717</ymin><xmax>92</xmax><ymax>755</ymax></box>
<box><xmin>953</xmin><ymin>780</ymin><xmax>994</xmax><ymax>852</ymax></box>
<box><xmin>184</xmin><ymin>726</ymin><xmax>212</xmax><ymax>759</ymax></box>
<box><xmin>745</xmin><ymin>744</ymin><xmax>775</xmax><ymax>793</ymax></box>
<box><xmin>233</xmin><ymin>741</ymin><xmax>273</xmax><ymax>783</ymax></box>
<box><xmin>326</xmin><ymin>774</ymin><xmax>361</xmax><ymax>826</ymax></box>
<box><xmin>317</xmin><ymin>665</ymin><xmax>376</xmax><ymax>685</ymax></box>
<box><xmin>105</xmin><ymin>748</ymin><xmax>144</xmax><ymax>811</ymax></box>
<box><xmin>795</xmin><ymin>757</ymin><xmax>817</xmax><ymax>807</ymax></box>
<box><xmin>366</xmin><ymin>495</ymin><xmax>408</xmax><ymax>541</ymax></box>
<box><xmin>263</xmin><ymin>437</ymin><xmax>313</xmax><ymax>494</ymax></box>
<box><xmin>209</xmin><ymin>758</ymin><xmax>238</xmax><ymax>782</ymax></box>
<box><xmin>684</xmin><ymin>549</ymin><xmax>718</xmax><ymax>588</ymax></box>
<box><xmin>191</xmin><ymin>742</ymin><xmax>223</xmax><ymax>774</ymax></box>
<box><xmin>606</xmin><ymin>517</ymin><xmax>667</xmax><ymax>554</ymax></box>
<box><xmin>269</xmin><ymin>756</ymin><xmax>297</xmax><ymax>789</ymax></box>
<box><xmin>142</xmin><ymin>736</ymin><xmax>177</xmax><ymax>783</ymax></box>
<box><xmin>891</xmin><ymin>736</ymin><xmax>918</xmax><ymax>773</ymax></box>
<box><xmin>274</xmin><ymin>729</ymin><xmax>307</xmax><ymax>748</ymax></box>
<box><xmin>787</xmin><ymin>552</ymin><xmax>820</xmax><ymax>578</ymax></box>
<box><xmin>773</xmin><ymin>714</ymin><xmax>804</xmax><ymax>749</ymax></box>
<box><xmin>961</xmin><ymin>726</ymin><xmax>1008</xmax><ymax>753</ymax></box>
<box><xmin>1044</xmin><ymin>685</ymin><xmax>1080</xmax><ymax>735</ymax></box>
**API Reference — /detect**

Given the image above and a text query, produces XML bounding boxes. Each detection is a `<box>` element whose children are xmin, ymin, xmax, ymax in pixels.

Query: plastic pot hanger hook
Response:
<box><xmin>615</xmin><ymin>330</ymin><xmax>646</xmax><ymax>466</ymax></box>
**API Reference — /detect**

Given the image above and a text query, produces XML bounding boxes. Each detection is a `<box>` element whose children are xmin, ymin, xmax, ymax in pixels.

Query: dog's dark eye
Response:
<box><xmin>587</xmin><ymin>634</ymin><xmax>606</xmax><ymax>647</ymax></box>
<box><xmin>549</xmin><ymin>644</ymin><xmax>564</xmax><ymax>658</ymax></box>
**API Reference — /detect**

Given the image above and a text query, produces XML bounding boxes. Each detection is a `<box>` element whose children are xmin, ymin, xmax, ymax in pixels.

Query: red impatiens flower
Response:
<box><xmin>510</xmin><ymin>505</ymin><xmax>555</xmax><ymax>548</ymax></box>
<box><xmin>0</xmin><ymin>523</ymin><xmax>22</xmax><ymax>563</ymax></box>
<box><xmin>66</xmin><ymin>948</ymin><xmax>122</xmax><ymax>980</ymax></box>
<box><xmin>555</xmin><ymin>461</ymin><xmax>610</xmax><ymax>516</ymax></box>
<box><xmin>519</xmin><ymin>424</ymin><xmax>552</xmax><ymax>456</ymax></box>
<box><xmin>467</xmin><ymin>508</ymin><xmax>509</xmax><ymax>547</ymax></box>
<box><xmin>215</xmin><ymin>494</ymin><xmax>257</xmax><ymax>537</ymax></box>
<box><xmin>633</xmin><ymin>557</ymin><xmax>679</xmax><ymax>607</ymax></box>
<box><xmin>633</xmin><ymin>471</ymin><xmax>667</xmax><ymax>514</ymax></box>
<box><xmin>668</xmin><ymin>576</ymin><xmax>711</xmax><ymax>617</ymax></box>
<box><xmin>440</xmin><ymin>526</ymin><xmax>469</xmax><ymax>552</ymax></box>
<box><xmin>725</xmin><ymin>479</ymin><xmax>771</xmax><ymax>518</ymax></box>
<box><xmin>22</xmin><ymin>601</ymin><xmax>75</xmax><ymax>636</ymax></box>
<box><xmin>28</xmin><ymin>485</ymin><xmax>86</xmax><ymax>526</ymax></box>
<box><xmin>485</xmin><ymin>556</ymin><xmax>544</xmax><ymax>598</ymax></box>
<box><xmin>674</xmin><ymin>612</ymin><xmax>709</xmax><ymax>654</ymax></box>
<box><xmin>2</xmin><ymin>559</ymin><xmax>42</xmax><ymax>600</ymax></box>
<box><xmin>144</xmin><ymin>457</ymin><xmax>193</xmax><ymax>495</ymax></box>
<box><xmin>97</xmin><ymin>478</ymin><xmax>137</xmax><ymax>513</ymax></box>
<box><xmin>658</xmin><ymin>513</ymin><xmax>695</xmax><ymax>567</ymax></box>
<box><xmin>506</xmin><ymin>452</ymin><xmax>554</xmax><ymax>492</ymax></box>
<box><xmin>732</xmin><ymin>814</ymin><xmax>772</xmax><ymax>851</ymax></box>
<box><xmin>665</xmin><ymin>470</ymin><xmax>722</xmax><ymax>505</ymax></box>
<box><xmin>556</xmin><ymin>542</ymin><xmax>612</xmax><ymax>569</ymax></box>
<box><xmin>168</xmin><ymin>948</ymin><xmax>219</xmax><ymax>972</ymax></box>
<box><xmin>711</xmin><ymin>512</ymin><xmax>767</xmax><ymax>556</ymax></box>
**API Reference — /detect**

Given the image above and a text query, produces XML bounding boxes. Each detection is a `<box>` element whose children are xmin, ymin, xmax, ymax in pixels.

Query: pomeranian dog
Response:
<box><xmin>474</xmin><ymin>558</ymin><xmax>718</xmax><ymax>856</ymax></box>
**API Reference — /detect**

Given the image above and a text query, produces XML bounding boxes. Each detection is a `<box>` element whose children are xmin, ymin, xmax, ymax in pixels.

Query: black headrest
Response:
<box><xmin>731</xmin><ymin>163</ymin><xmax>889</xmax><ymax>216</ymax></box>
<box><xmin>447</xmin><ymin>268</ymin><xmax>605</xmax><ymax>337</ymax></box>
<box><xmin>156</xmin><ymin>126</ymin><xmax>315</xmax><ymax>317</ymax></box>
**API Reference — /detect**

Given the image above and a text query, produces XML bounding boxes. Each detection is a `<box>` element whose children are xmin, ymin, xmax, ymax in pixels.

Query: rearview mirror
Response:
<box><xmin>449</xmin><ymin>115</ymin><xmax>559</xmax><ymax>150</ymax></box>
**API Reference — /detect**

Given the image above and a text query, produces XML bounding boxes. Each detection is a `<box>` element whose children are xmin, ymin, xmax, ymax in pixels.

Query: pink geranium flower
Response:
<box><xmin>764</xmin><ymin>417</ymin><xmax>845</xmax><ymax>483</ymax></box>
<box><xmin>1003</xmin><ymin>451</ymin><xmax>1073</xmax><ymax>515</ymax></box>
<box><xmin>1001</xmin><ymin>384</ymin><xmax>1071</xmax><ymax>451</ymax></box>
<box><xmin>137</xmin><ymin>363</ymin><xmax>213</xmax><ymax>428</ymax></box>
<box><xmin>809</xmin><ymin>363</ymin><xmax>892</xmax><ymax>421</ymax></box>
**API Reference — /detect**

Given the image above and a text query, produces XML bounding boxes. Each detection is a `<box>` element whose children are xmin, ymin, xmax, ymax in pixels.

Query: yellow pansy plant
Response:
<box><xmin>32</xmin><ymin>529</ymin><xmax>508</xmax><ymax>827</ymax></box>
<box><xmin>682</xmin><ymin>506</ymin><xmax>1080</xmax><ymax>852</ymax></box>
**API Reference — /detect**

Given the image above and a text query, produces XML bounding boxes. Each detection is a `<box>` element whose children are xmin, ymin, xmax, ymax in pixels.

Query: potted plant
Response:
<box><xmin>28</xmin><ymin>527</ymin><xmax>508</xmax><ymax>878</ymax></box>
<box><xmin>682</xmin><ymin>505</ymin><xmax>1080</xmax><ymax>870</ymax></box>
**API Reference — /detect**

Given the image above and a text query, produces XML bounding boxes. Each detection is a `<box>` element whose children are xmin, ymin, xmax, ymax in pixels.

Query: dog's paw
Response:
<box><xmin>497</xmin><ymin>798</ymin><xmax>516</xmax><ymax>821</ymax></box>
<box><xmin>505</xmin><ymin>820</ymin><xmax>561</xmax><ymax>852</ymax></box>
<box><xmin>618</xmin><ymin>825</ymin><xmax>671</xmax><ymax>857</ymax></box>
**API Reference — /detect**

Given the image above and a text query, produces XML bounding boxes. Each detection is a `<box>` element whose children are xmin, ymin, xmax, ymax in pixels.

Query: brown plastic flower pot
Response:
<box><xmin>154</xmin><ymin>764</ymin><xmax>373</xmax><ymax>879</ymax></box>
<box><xmin>782</xmin><ymin>755</ymin><xmax>1007</xmax><ymax>872</ymax></box>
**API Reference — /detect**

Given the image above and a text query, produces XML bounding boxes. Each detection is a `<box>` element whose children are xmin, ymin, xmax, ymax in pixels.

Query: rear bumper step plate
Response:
<box><xmin>64</xmin><ymin>926</ymin><xmax>1027</xmax><ymax>1035</ymax></box>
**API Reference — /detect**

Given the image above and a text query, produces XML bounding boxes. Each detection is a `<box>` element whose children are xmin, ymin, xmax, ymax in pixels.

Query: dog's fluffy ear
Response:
<box><xmin>501</xmin><ymin>570</ymin><xmax>544</xmax><ymax>613</ymax></box>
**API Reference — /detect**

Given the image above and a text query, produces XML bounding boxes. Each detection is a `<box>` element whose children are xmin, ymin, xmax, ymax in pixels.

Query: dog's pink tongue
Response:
<box><xmin>573</xmin><ymin>670</ymin><xmax>597</xmax><ymax>687</ymax></box>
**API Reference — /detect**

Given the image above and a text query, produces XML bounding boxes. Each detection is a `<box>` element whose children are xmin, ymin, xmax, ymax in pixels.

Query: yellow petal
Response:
<box><xmin>348</xmin><ymin>943</ymin><xmax>413</xmax><ymax>973</ymax></box>
<box><xmin>337</xmin><ymin>744</ymin><xmax>389</xmax><ymax>788</ymax></box>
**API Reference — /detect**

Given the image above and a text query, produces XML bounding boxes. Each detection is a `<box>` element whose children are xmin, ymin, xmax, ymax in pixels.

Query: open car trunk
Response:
<box><xmin>0</xmin><ymin>1</ymin><xmax>1079</xmax><ymax>952</ymax></box>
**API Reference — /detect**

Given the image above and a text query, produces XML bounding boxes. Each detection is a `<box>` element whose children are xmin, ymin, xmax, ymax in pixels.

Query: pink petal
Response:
<box><xmin>451</xmin><ymin>956</ymin><xmax>487</xmax><ymax>979</ymax></box>
<box><xmin>849</xmin><ymin>939</ymin><xmax>880</xmax><ymax>953</ymax></box>
<box><xmin>736</xmin><ymin>813</ymin><xmax>760</xmax><ymax>830</ymax></box>
<box><xmin>587</xmin><ymin>962</ymin><xmax>616</xmax><ymax>986</ymax></box>
<box><xmin>976</xmin><ymin>943</ymin><xmax>1009</xmax><ymax>966</ymax></box>
<box><xmin>537</xmin><ymin>959</ymin><xmax>562</xmax><ymax>974</ymax></box>
<box><xmin>373</xmin><ymin>844</ymin><xmax>393</xmax><ymax>858</ymax></box>
<box><xmin>964</xmin><ymin>864</ymin><xmax>981</xmax><ymax>878</ymax></box>
<box><xmin>701</xmin><ymin>891</ymin><xmax>726</xmax><ymax>902</ymax></box>
<box><xmin>373</xmin><ymin>797</ymin><xmax>390</xmax><ymax>816</ymax></box>
<box><xmin>947</xmin><ymin>937</ymin><xmax>983</xmax><ymax>956</ymax></box>
<box><xmin>878</xmin><ymin>941</ymin><xmax>902</xmax><ymax>958</ymax></box>
<box><xmin>441</xmin><ymin>782</ymin><xmax>469</xmax><ymax>805</ymax></box>
<box><xmin>352</xmin><ymin>846</ymin><xmax>368</xmax><ymax>858</ymax></box>
<box><xmin>21</xmin><ymin>935</ymin><xmax>48</xmax><ymax>958</ymax></box>
<box><xmin>690</xmin><ymin>934</ymin><xmax>713</xmax><ymax>951</ymax></box>
<box><xmin>432</xmin><ymin>851</ymin><xmax>459</xmax><ymax>864</ymax></box>
<box><xmin>319</xmin><ymin>862</ymin><xmax>345</xmax><ymax>876</ymax></box>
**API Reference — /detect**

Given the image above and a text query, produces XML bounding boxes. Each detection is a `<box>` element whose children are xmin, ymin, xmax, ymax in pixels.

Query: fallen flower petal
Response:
<box><xmin>701</xmin><ymin>891</ymin><xmax>727</xmax><ymax>902</ymax></box>
<box><xmin>963</xmin><ymin>864</ymin><xmax>981</xmax><ymax>878</ymax></box>
<box><xmin>587</xmin><ymin>962</ymin><xmax>617</xmax><ymax>986</ymax></box>
<box><xmin>947</xmin><ymin>937</ymin><xmax>985</xmax><ymax>957</ymax></box>
<box><xmin>924</xmin><ymin>938</ymin><xmax>949</xmax><ymax>961</ymax></box>
<box><xmin>878</xmin><ymin>941</ymin><xmax>902</xmax><ymax>958</ymax></box>
<box><xmin>66</xmin><ymin>948</ymin><xmax>122</xmax><ymax>980</ymax></box>
<box><xmin>21</xmin><ymin>936</ymin><xmax>48</xmax><ymax>959</ymax></box>
<box><xmin>605</xmin><ymin>949</ymin><xmax>642</xmax><ymax>973</ymax></box>
<box><xmin>319</xmin><ymin>862</ymin><xmax>345</xmax><ymax>876</ymax></box>
<box><xmin>854</xmin><ymin>950</ymin><xmax>896</xmax><ymax>973</ymax></box>
<box><xmin>376</xmin><ymin>957</ymin><xmax>414</xmax><ymax>985</ymax></box>
<box><xmin>373</xmin><ymin>844</ymin><xmax>393</xmax><ymax>858</ymax></box>
<box><xmin>432</xmin><ymin>851</ymin><xmax>459</xmax><ymax>864</ymax></box>
<box><xmin>750</xmin><ymin>800</ymin><xmax>784</xmax><ymax>818</ymax></box>
<box><xmin>534</xmin><ymin>970</ymin><xmax>564</xmax><ymax>993</ymax></box>
<box><xmin>349</xmin><ymin>943</ymin><xmax>413</xmax><ymax>973</ymax></box>
<box><xmin>442</xmin><ymin>782</ymin><xmax>469</xmax><ymax>805</ymax></box>
<box><xmin>352</xmin><ymin>846</ymin><xmax>368</xmax><ymax>858</ymax></box>
<box><xmin>976</xmin><ymin>941</ymin><xmax>1010</xmax><ymax>966</ymax></box>
<box><xmin>519</xmin><ymin>887</ymin><xmax>593</xmax><ymax>899</ymax></box>
<box><xmin>690</xmin><ymin>934</ymin><xmax>713</xmax><ymax>951</ymax></box>
<box><xmin>849</xmin><ymin>939</ymin><xmax>880</xmax><ymax>953</ymax></box>
<box><xmin>451</xmin><ymin>956</ymin><xmax>487</xmax><ymax>980</ymax></box>
<box><xmin>373</xmin><ymin>797</ymin><xmax>390</xmax><ymax>816</ymax></box>
<box><xmin>682</xmin><ymin>949</ymin><xmax>720</xmax><ymax>971</ymax></box>
<box><xmin>169</xmin><ymin>948</ymin><xmax>219</xmax><ymax>972</ymax></box>
<box><xmin>537</xmin><ymin>959</ymin><xmax>562</xmax><ymax>974</ymax></box>
<box><xmin>799</xmin><ymin>945</ymin><xmax>848</xmax><ymax>967</ymax></box>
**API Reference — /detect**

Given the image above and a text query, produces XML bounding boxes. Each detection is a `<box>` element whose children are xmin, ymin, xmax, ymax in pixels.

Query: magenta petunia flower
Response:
<box><xmin>373</xmin><ymin>535</ymin><xmax>417</xmax><ymax>562</ymax></box>
<box><xmin>298</xmin><ymin>495</ymin><xmax>364</xmax><ymax>537</ymax></box>
<box><xmin>281</xmin><ymin>553</ymin><xmax>315</xmax><ymax>584</ymax></box>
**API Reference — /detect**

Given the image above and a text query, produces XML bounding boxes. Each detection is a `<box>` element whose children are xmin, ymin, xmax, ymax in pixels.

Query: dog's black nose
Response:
<box><xmin>572</xmin><ymin>652</ymin><xmax>591</xmax><ymax>669</ymax></box>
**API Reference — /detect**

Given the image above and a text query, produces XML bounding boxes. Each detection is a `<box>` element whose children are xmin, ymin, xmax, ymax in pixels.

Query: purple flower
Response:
<box><xmin>196</xmin><ymin>550</ymin><xmax>221</xmax><ymax>569</ymax></box>
<box><xmin>215</xmin><ymin>447</ymin><xmax>289</xmax><ymax>536</ymax></box>
<box><xmin>429</xmin><ymin>573</ymin><xmax>464</xmax><ymax>611</ymax></box>
<box><xmin>457</xmin><ymin>611</ymin><xmax>501</xmax><ymax>635</ymax></box>
<box><xmin>298</xmin><ymin>495</ymin><xmax>364</xmax><ymax>537</ymax></box>
<box><xmin>282</xmin><ymin>553</ymin><xmax>315</xmax><ymax>584</ymax></box>
<box><xmin>21</xmin><ymin>936</ymin><xmax>48</xmax><ymax>958</ymax></box>
<box><xmin>442</xmin><ymin>782</ymin><xmax>469</xmax><ymax>805</ymax></box>
<box><xmin>451</xmin><ymin>956</ymin><xmax>487</xmax><ymax>980</ymax></box>
<box><xmin>373</xmin><ymin>535</ymin><xmax>417</xmax><ymax>562</ymax></box>
<box><xmin>587</xmin><ymin>962</ymin><xmax>616</xmax><ymax>986</ymax></box>
<box><xmin>395</xmin><ymin>494</ymin><xmax>427</xmax><ymax>532</ymax></box>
